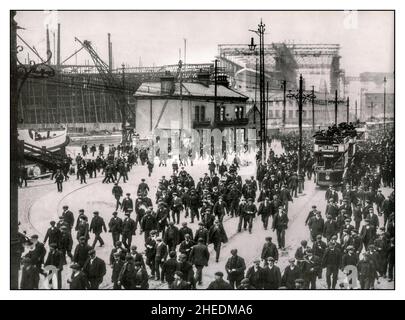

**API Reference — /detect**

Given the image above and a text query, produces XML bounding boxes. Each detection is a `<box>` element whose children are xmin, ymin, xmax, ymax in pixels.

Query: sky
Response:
<box><xmin>14</xmin><ymin>10</ymin><xmax>394</xmax><ymax>76</ymax></box>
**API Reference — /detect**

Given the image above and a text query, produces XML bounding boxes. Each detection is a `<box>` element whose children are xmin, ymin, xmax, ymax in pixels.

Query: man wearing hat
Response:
<box><xmin>294</xmin><ymin>278</ymin><xmax>305</xmax><ymax>290</ymax></box>
<box><xmin>360</xmin><ymin>218</ymin><xmax>377</xmax><ymax>250</ymax></box>
<box><xmin>122</xmin><ymin>193</ymin><xmax>134</xmax><ymax>214</ymax></box>
<box><xmin>73</xmin><ymin>236</ymin><xmax>92</xmax><ymax>268</ymax></box>
<box><xmin>189</xmin><ymin>238</ymin><xmax>210</xmax><ymax>285</ymax></box>
<box><xmin>154</xmin><ymin>237</ymin><xmax>168</xmax><ymax>281</ymax></box>
<box><xmin>26</xmin><ymin>234</ymin><xmax>46</xmax><ymax>272</ymax></box>
<box><xmin>164</xmin><ymin>221</ymin><xmax>180</xmax><ymax>252</ymax></box>
<box><xmin>322</xmin><ymin>242</ymin><xmax>342</xmax><ymax>289</ymax></box>
<box><xmin>68</xmin><ymin>263</ymin><xmax>89</xmax><ymax>290</ymax></box>
<box><xmin>62</xmin><ymin>205</ymin><xmax>75</xmax><ymax>230</ymax></box>
<box><xmin>301</xmin><ymin>248</ymin><xmax>321</xmax><ymax>289</ymax></box>
<box><xmin>308</xmin><ymin>211</ymin><xmax>325</xmax><ymax>242</ymax></box>
<box><xmin>108</xmin><ymin>211</ymin><xmax>123</xmax><ymax>245</ymax></box>
<box><xmin>258</xmin><ymin>197</ymin><xmax>272</xmax><ymax>230</ymax></box>
<box><xmin>179</xmin><ymin>234</ymin><xmax>194</xmax><ymax>261</ymax></box>
<box><xmin>137</xmin><ymin>178</ymin><xmax>150</xmax><ymax>197</ymax></box>
<box><xmin>141</xmin><ymin>209</ymin><xmax>158</xmax><ymax>242</ymax></box>
<box><xmin>207</xmin><ymin>271</ymin><xmax>233</xmax><ymax>290</ymax></box>
<box><xmin>20</xmin><ymin>257</ymin><xmax>40</xmax><ymax>289</ymax></box>
<box><xmin>179</xmin><ymin>222</ymin><xmax>193</xmax><ymax>243</ymax></box>
<box><xmin>89</xmin><ymin>211</ymin><xmax>107</xmax><ymax>248</ymax></box>
<box><xmin>225</xmin><ymin>249</ymin><xmax>246</xmax><ymax>289</ymax></box>
<box><xmin>122</xmin><ymin>211</ymin><xmax>136</xmax><ymax>249</ymax></box>
<box><xmin>171</xmin><ymin>193</ymin><xmax>184</xmax><ymax>225</ymax></box>
<box><xmin>341</xmin><ymin>245</ymin><xmax>359</xmax><ymax>270</ymax></box>
<box><xmin>323</xmin><ymin>215</ymin><xmax>338</xmax><ymax>242</ymax></box>
<box><xmin>111</xmin><ymin>252</ymin><xmax>125</xmax><ymax>290</ymax></box>
<box><xmin>44</xmin><ymin>221</ymin><xmax>62</xmax><ymax>248</ymax></box>
<box><xmin>281</xmin><ymin>258</ymin><xmax>301</xmax><ymax>289</ymax></box>
<box><xmin>366</xmin><ymin>207</ymin><xmax>380</xmax><ymax>230</ymax></box>
<box><xmin>133</xmin><ymin>261</ymin><xmax>149</xmax><ymax>289</ymax></box>
<box><xmin>59</xmin><ymin>225</ymin><xmax>73</xmax><ymax>262</ymax></box>
<box><xmin>83</xmin><ymin>249</ymin><xmax>106</xmax><ymax>289</ymax></box>
<box><xmin>208</xmin><ymin>220</ymin><xmax>228</xmax><ymax>263</ymax></box>
<box><xmin>169</xmin><ymin>271</ymin><xmax>190</xmax><ymax>290</ymax></box>
<box><xmin>75</xmin><ymin>209</ymin><xmax>87</xmax><ymax>231</ymax></box>
<box><xmin>237</xmin><ymin>278</ymin><xmax>256</xmax><ymax>290</ymax></box>
<box><xmin>357</xmin><ymin>253</ymin><xmax>377</xmax><ymax>289</ymax></box>
<box><xmin>189</xmin><ymin>190</ymin><xmax>201</xmax><ymax>223</ymax></box>
<box><xmin>44</xmin><ymin>243</ymin><xmax>64</xmax><ymax>289</ymax></box>
<box><xmin>243</xmin><ymin>198</ymin><xmax>257</xmax><ymax>234</ymax></box>
<box><xmin>272</xmin><ymin>206</ymin><xmax>289</xmax><ymax>250</ymax></box>
<box><xmin>177</xmin><ymin>254</ymin><xmax>195</xmax><ymax>288</ymax></box>
<box><xmin>194</xmin><ymin>222</ymin><xmax>209</xmax><ymax>245</ymax></box>
<box><xmin>112</xmin><ymin>182</ymin><xmax>123</xmax><ymax>211</ymax></box>
<box><xmin>325</xmin><ymin>199</ymin><xmax>339</xmax><ymax>220</ymax></box>
<box><xmin>161</xmin><ymin>251</ymin><xmax>178</xmax><ymax>286</ymax></box>
<box><xmin>246</xmin><ymin>259</ymin><xmax>264</xmax><ymax>289</ymax></box>
<box><xmin>261</xmin><ymin>237</ymin><xmax>279</xmax><ymax>263</ymax></box>
<box><xmin>262</xmin><ymin>257</ymin><xmax>281</xmax><ymax>289</ymax></box>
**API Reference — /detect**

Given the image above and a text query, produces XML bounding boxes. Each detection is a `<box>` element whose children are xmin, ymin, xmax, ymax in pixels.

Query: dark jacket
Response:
<box><xmin>73</xmin><ymin>243</ymin><xmax>92</xmax><ymax>267</ymax></box>
<box><xmin>90</xmin><ymin>216</ymin><xmax>107</xmax><ymax>234</ymax></box>
<box><xmin>281</xmin><ymin>265</ymin><xmax>301</xmax><ymax>289</ymax></box>
<box><xmin>69</xmin><ymin>271</ymin><xmax>89</xmax><ymax>290</ymax></box>
<box><xmin>161</xmin><ymin>258</ymin><xmax>178</xmax><ymax>283</ymax></box>
<box><xmin>225</xmin><ymin>255</ymin><xmax>246</xmax><ymax>281</ymax></box>
<box><xmin>272</xmin><ymin>213</ymin><xmax>289</xmax><ymax>231</ymax></box>
<box><xmin>194</xmin><ymin>228</ymin><xmax>209</xmax><ymax>245</ymax></box>
<box><xmin>20</xmin><ymin>265</ymin><xmax>40</xmax><ymax>289</ymax></box>
<box><xmin>83</xmin><ymin>256</ymin><xmax>106</xmax><ymax>281</ymax></box>
<box><xmin>179</xmin><ymin>227</ymin><xmax>194</xmax><ymax>243</ymax></box>
<box><xmin>108</xmin><ymin>217</ymin><xmax>123</xmax><ymax>234</ymax></box>
<box><xmin>262</xmin><ymin>265</ymin><xmax>281</xmax><ymax>289</ymax></box>
<box><xmin>122</xmin><ymin>217</ymin><xmax>136</xmax><ymax>236</ymax></box>
<box><xmin>44</xmin><ymin>227</ymin><xmax>61</xmax><ymax>246</ymax></box>
<box><xmin>207</xmin><ymin>279</ymin><xmax>233</xmax><ymax>290</ymax></box>
<box><xmin>246</xmin><ymin>266</ymin><xmax>264</xmax><ymax>289</ymax></box>
<box><xmin>261</xmin><ymin>242</ymin><xmax>279</xmax><ymax>261</ymax></box>
<box><xmin>170</xmin><ymin>279</ymin><xmax>191</xmax><ymax>290</ymax></box>
<box><xmin>189</xmin><ymin>243</ymin><xmax>210</xmax><ymax>267</ymax></box>
<box><xmin>208</xmin><ymin>225</ymin><xmax>228</xmax><ymax>244</ymax></box>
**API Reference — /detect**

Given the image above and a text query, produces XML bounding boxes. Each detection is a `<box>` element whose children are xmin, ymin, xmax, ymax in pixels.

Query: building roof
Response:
<box><xmin>134</xmin><ymin>81</ymin><xmax>248</xmax><ymax>100</ymax></box>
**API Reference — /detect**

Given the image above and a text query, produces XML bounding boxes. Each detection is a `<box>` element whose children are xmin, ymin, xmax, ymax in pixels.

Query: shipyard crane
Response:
<box><xmin>74</xmin><ymin>37</ymin><xmax>140</xmax><ymax>146</ymax></box>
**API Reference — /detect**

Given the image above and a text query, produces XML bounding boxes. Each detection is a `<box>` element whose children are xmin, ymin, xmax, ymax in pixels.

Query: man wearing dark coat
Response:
<box><xmin>281</xmin><ymin>258</ymin><xmax>301</xmax><ymax>289</ymax></box>
<box><xmin>207</xmin><ymin>272</ymin><xmax>233</xmax><ymax>290</ymax></box>
<box><xmin>89</xmin><ymin>211</ymin><xmax>107</xmax><ymax>248</ymax></box>
<box><xmin>258</xmin><ymin>197</ymin><xmax>273</xmax><ymax>230</ymax></box>
<box><xmin>68</xmin><ymin>263</ymin><xmax>89</xmax><ymax>290</ymax></box>
<box><xmin>301</xmin><ymin>249</ymin><xmax>321</xmax><ymax>289</ymax></box>
<box><xmin>189</xmin><ymin>238</ymin><xmax>210</xmax><ymax>285</ymax></box>
<box><xmin>82</xmin><ymin>250</ymin><xmax>106</xmax><ymax>289</ymax></box>
<box><xmin>121</xmin><ymin>211</ymin><xmax>136</xmax><ymax>249</ymax></box>
<box><xmin>262</xmin><ymin>257</ymin><xmax>281</xmax><ymax>289</ymax></box>
<box><xmin>272</xmin><ymin>207</ymin><xmax>289</xmax><ymax>250</ymax></box>
<box><xmin>111</xmin><ymin>252</ymin><xmax>124</xmax><ymax>289</ymax></box>
<box><xmin>61</xmin><ymin>205</ymin><xmax>75</xmax><ymax>230</ymax></box>
<box><xmin>169</xmin><ymin>271</ymin><xmax>191</xmax><ymax>289</ymax></box>
<box><xmin>44</xmin><ymin>243</ymin><xmax>64</xmax><ymax>289</ymax></box>
<box><xmin>161</xmin><ymin>251</ymin><xmax>178</xmax><ymax>286</ymax></box>
<box><xmin>108</xmin><ymin>211</ymin><xmax>123</xmax><ymax>245</ymax></box>
<box><xmin>20</xmin><ymin>257</ymin><xmax>40</xmax><ymax>289</ymax></box>
<box><xmin>261</xmin><ymin>237</ymin><xmax>279</xmax><ymax>263</ymax></box>
<box><xmin>225</xmin><ymin>249</ymin><xmax>246</xmax><ymax>289</ymax></box>
<box><xmin>73</xmin><ymin>236</ymin><xmax>92</xmax><ymax>268</ymax></box>
<box><xmin>163</xmin><ymin>222</ymin><xmax>180</xmax><ymax>252</ymax></box>
<box><xmin>208</xmin><ymin>221</ymin><xmax>228</xmax><ymax>262</ymax></box>
<box><xmin>43</xmin><ymin>221</ymin><xmax>62</xmax><ymax>248</ymax></box>
<box><xmin>246</xmin><ymin>260</ymin><xmax>264</xmax><ymax>289</ymax></box>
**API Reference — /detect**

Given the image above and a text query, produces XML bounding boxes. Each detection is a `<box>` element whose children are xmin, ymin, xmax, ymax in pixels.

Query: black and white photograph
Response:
<box><xmin>8</xmin><ymin>6</ymin><xmax>397</xmax><ymax>298</ymax></box>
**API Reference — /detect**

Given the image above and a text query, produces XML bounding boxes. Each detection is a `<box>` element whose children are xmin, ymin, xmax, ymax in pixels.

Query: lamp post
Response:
<box><xmin>249</xmin><ymin>20</ymin><xmax>266</xmax><ymax>165</ymax></box>
<box><xmin>287</xmin><ymin>74</ymin><xmax>316</xmax><ymax>174</ymax></box>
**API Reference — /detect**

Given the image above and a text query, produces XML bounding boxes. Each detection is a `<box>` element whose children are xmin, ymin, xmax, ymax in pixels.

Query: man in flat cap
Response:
<box><xmin>68</xmin><ymin>263</ymin><xmax>89</xmax><ymax>290</ymax></box>
<box><xmin>169</xmin><ymin>271</ymin><xmax>190</xmax><ymax>290</ymax></box>
<box><xmin>281</xmin><ymin>258</ymin><xmax>301</xmax><ymax>289</ymax></box>
<box><xmin>261</xmin><ymin>237</ymin><xmax>279</xmax><ymax>264</ymax></box>
<box><xmin>90</xmin><ymin>211</ymin><xmax>107</xmax><ymax>248</ymax></box>
<box><xmin>108</xmin><ymin>211</ymin><xmax>123</xmax><ymax>245</ymax></box>
<box><xmin>82</xmin><ymin>249</ymin><xmax>106</xmax><ymax>289</ymax></box>
<box><xmin>122</xmin><ymin>211</ymin><xmax>136</xmax><ymax>249</ymax></box>
<box><xmin>225</xmin><ymin>249</ymin><xmax>246</xmax><ymax>289</ymax></box>
<box><xmin>207</xmin><ymin>271</ymin><xmax>233</xmax><ymax>290</ymax></box>
<box><xmin>62</xmin><ymin>205</ymin><xmax>75</xmax><ymax>230</ymax></box>
<box><xmin>262</xmin><ymin>257</ymin><xmax>281</xmax><ymax>289</ymax></box>
<box><xmin>43</xmin><ymin>221</ymin><xmax>62</xmax><ymax>248</ymax></box>
<box><xmin>20</xmin><ymin>257</ymin><xmax>40</xmax><ymax>290</ymax></box>
<box><xmin>112</xmin><ymin>182</ymin><xmax>123</xmax><ymax>211</ymax></box>
<box><xmin>122</xmin><ymin>193</ymin><xmax>134</xmax><ymax>214</ymax></box>
<box><xmin>189</xmin><ymin>238</ymin><xmax>210</xmax><ymax>286</ymax></box>
<box><xmin>44</xmin><ymin>243</ymin><xmax>64</xmax><ymax>289</ymax></box>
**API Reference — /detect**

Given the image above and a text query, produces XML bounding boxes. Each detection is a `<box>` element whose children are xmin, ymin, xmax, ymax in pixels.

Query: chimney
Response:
<box><xmin>160</xmin><ymin>71</ymin><xmax>175</xmax><ymax>95</ymax></box>
<box><xmin>197</xmin><ymin>71</ymin><xmax>211</xmax><ymax>87</ymax></box>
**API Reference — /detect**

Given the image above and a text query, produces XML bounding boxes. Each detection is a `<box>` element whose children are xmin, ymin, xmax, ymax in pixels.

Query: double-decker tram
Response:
<box><xmin>313</xmin><ymin>132</ymin><xmax>356</xmax><ymax>187</ymax></box>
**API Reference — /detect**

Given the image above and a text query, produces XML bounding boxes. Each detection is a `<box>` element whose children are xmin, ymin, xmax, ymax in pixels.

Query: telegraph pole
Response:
<box><xmin>383</xmin><ymin>76</ymin><xmax>387</xmax><ymax>131</ymax></box>
<box><xmin>214</xmin><ymin>59</ymin><xmax>218</xmax><ymax>121</ymax></box>
<box><xmin>355</xmin><ymin>100</ymin><xmax>358</xmax><ymax>121</ymax></box>
<box><xmin>298</xmin><ymin>75</ymin><xmax>303</xmax><ymax>174</ymax></box>
<box><xmin>311</xmin><ymin>85</ymin><xmax>315</xmax><ymax>131</ymax></box>
<box><xmin>370</xmin><ymin>101</ymin><xmax>374</xmax><ymax>121</ymax></box>
<box><xmin>334</xmin><ymin>89</ymin><xmax>338</xmax><ymax>125</ymax></box>
<box><xmin>346</xmin><ymin>96</ymin><xmax>350</xmax><ymax>123</ymax></box>
<box><xmin>282</xmin><ymin>80</ymin><xmax>287</xmax><ymax>127</ymax></box>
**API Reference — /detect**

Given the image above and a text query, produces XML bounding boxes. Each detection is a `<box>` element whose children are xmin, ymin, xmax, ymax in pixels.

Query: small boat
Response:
<box><xmin>18</xmin><ymin>126</ymin><xmax>70</xmax><ymax>152</ymax></box>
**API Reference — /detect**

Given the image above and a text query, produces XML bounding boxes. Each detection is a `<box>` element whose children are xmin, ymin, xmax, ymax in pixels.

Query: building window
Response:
<box><xmin>220</xmin><ymin>106</ymin><xmax>226</xmax><ymax>121</ymax></box>
<box><xmin>289</xmin><ymin>110</ymin><xmax>293</xmax><ymax>118</ymax></box>
<box><xmin>269</xmin><ymin>110</ymin><xmax>273</xmax><ymax>118</ymax></box>
<box><xmin>200</xmin><ymin>106</ymin><xmax>206</xmax><ymax>121</ymax></box>
<box><xmin>195</xmin><ymin>106</ymin><xmax>200</xmax><ymax>121</ymax></box>
<box><xmin>235</xmin><ymin>106</ymin><xmax>244</xmax><ymax>119</ymax></box>
<box><xmin>275</xmin><ymin>110</ymin><xmax>280</xmax><ymax>118</ymax></box>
